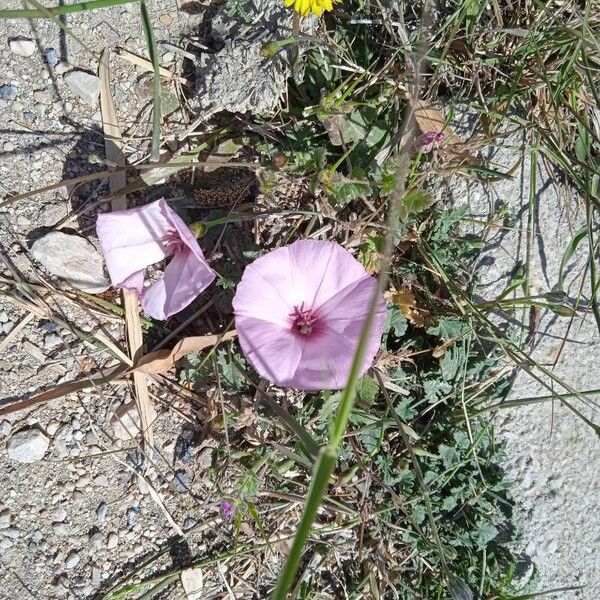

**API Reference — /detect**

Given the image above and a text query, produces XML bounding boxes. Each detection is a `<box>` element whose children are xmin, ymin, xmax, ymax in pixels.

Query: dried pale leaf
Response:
<box><xmin>181</xmin><ymin>568</ymin><xmax>204</xmax><ymax>600</ymax></box>
<box><xmin>100</xmin><ymin>48</ymin><xmax>154</xmax><ymax>451</ymax></box>
<box><xmin>115</xmin><ymin>46</ymin><xmax>185</xmax><ymax>82</ymax></box>
<box><xmin>134</xmin><ymin>330</ymin><xmax>237</xmax><ymax>374</ymax></box>
<box><xmin>414</xmin><ymin>101</ymin><xmax>460</xmax><ymax>143</ymax></box>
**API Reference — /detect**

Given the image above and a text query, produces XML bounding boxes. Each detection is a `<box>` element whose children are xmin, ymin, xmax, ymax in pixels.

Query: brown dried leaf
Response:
<box><xmin>134</xmin><ymin>330</ymin><xmax>237</xmax><ymax>374</ymax></box>
<box><xmin>391</xmin><ymin>287</ymin><xmax>431</xmax><ymax>328</ymax></box>
<box><xmin>414</xmin><ymin>101</ymin><xmax>460</xmax><ymax>144</ymax></box>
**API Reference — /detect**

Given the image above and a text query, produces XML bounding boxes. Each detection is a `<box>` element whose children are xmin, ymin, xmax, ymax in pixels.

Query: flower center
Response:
<box><xmin>290</xmin><ymin>303</ymin><xmax>319</xmax><ymax>336</ymax></box>
<box><xmin>162</xmin><ymin>230</ymin><xmax>185</xmax><ymax>255</ymax></box>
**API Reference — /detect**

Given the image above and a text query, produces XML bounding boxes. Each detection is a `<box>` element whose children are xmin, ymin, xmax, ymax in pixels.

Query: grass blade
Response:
<box><xmin>0</xmin><ymin>0</ymin><xmax>138</xmax><ymax>18</ymax></box>
<box><xmin>271</xmin><ymin>447</ymin><xmax>337</xmax><ymax>600</ymax></box>
<box><xmin>140</xmin><ymin>0</ymin><xmax>161</xmax><ymax>162</ymax></box>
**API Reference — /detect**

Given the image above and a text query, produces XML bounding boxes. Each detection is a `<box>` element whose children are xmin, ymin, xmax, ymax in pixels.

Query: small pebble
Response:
<box><xmin>0</xmin><ymin>421</ymin><xmax>11</xmax><ymax>438</ymax></box>
<box><xmin>89</xmin><ymin>531</ymin><xmax>102</xmax><ymax>551</ymax></box>
<box><xmin>7</xmin><ymin>428</ymin><xmax>49</xmax><ymax>463</ymax></box>
<box><xmin>63</xmin><ymin>69</ymin><xmax>101</xmax><ymax>104</ymax></box>
<box><xmin>172</xmin><ymin>470</ymin><xmax>189</xmax><ymax>493</ymax></box>
<box><xmin>52</xmin><ymin>523</ymin><xmax>69</xmax><ymax>536</ymax></box>
<box><xmin>183</xmin><ymin>517</ymin><xmax>197</xmax><ymax>530</ymax></box>
<box><xmin>0</xmin><ymin>84</ymin><xmax>17</xmax><ymax>101</ymax></box>
<box><xmin>0</xmin><ymin>510</ymin><xmax>11</xmax><ymax>529</ymax></box>
<box><xmin>106</xmin><ymin>532</ymin><xmax>118</xmax><ymax>549</ymax></box>
<box><xmin>65</xmin><ymin>550</ymin><xmax>80</xmax><ymax>569</ymax></box>
<box><xmin>0</xmin><ymin>311</ymin><xmax>8</xmax><ymax>323</ymax></box>
<box><xmin>2</xmin><ymin>527</ymin><xmax>20</xmax><ymax>540</ymax></box>
<box><xmin>96</xmin><ymin>502</ymin><xmax>108</xmax><ymax>522</ymax></box>
<box><xmin>2</xmin><ymin>142</ymin><xmax>15</xmax><ymax>152</ymax></box>
<box><xmin>51</xmin><ymin>506</ymin><xmax>67</xmax><ymax>522</ymax></box>
<box><xmin>44</xmin><ymin>48</ymin><xmax>59</xmax><ymax>66</ymax></box>
<box><xmin>126</xmin><ymin>506</ymin><xmax>141</xmax><ymax>527</ymax></box>
<box><xmin>9</xmin><ymin>37</ymin><xmax>35</xmax><ymax>57</ymax></box>
<box><xmin>54</xmin><ymin>60</ymin><xmax>71</xmax><ymax>75</ymax></box>
<box><xmin>91</xmin><ymin>566</ymin><xmax>102</xmax><ymax>585</ymax></box>
<box><xmin>43</xmin><ymin>333</ymin><xmax>62</xmax><ymax>351</ymax></box>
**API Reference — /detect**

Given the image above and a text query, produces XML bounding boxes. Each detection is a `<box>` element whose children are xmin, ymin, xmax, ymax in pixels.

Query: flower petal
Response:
<box><xmin>288</xmin><ymin>240</ymin><xmax>369</xmax><ymax>309</ymax></box>
<box><xmin>141</xmin><ymin>247</ymin><xmax>215</xmax><ymax>320</ymax></box>
<box><xmin>232</xmin><ymin>246</ymin><xmax>299</xmax><ymax>327</ymax></box>
<box><xmin>96</xmin><ymin>200</ymin><xmax>172</xmax><ymax>288</ymax></box>
<box><xmin>236</xmin><ymin>316</ymin><xmax>303</xmax><ymax>386</ymax></box>
<box><xmin>160</xmin><ymin>198</ymin><xmax>209</xmax><ymax>263</ymax></box>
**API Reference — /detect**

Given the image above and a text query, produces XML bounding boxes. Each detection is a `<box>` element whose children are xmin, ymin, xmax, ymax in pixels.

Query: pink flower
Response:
<box><xmin>96</xmin><ymin>198</ymin><xmax>215</xmax><ymax>320</ymax></box>
<box><xmin>417</xmin><ymin>131</ymin><xmax>445</xmax><ymax>153</ymax></box>
<box><xmin>233</xmin><ymin>239</ymin><xmax>386</xmax><ymax>390</ymax></box>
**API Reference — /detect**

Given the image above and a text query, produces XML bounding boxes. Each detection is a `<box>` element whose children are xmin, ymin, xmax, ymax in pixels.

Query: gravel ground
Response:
<box><xmin>449</xmin><ymin>129</ymin><xmax>600</xmax><ymax>599</ymax></box>
<box><xmin>1</xmin><ymin>2</ymin><xmax>599</xmax><ymax>599</ymax></box>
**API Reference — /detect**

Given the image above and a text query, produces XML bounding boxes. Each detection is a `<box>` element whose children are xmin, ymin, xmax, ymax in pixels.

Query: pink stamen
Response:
<box><xmin>290</xmin><ymin>302</ymin><xmax>319</xmax><ymax>336</ymax></box>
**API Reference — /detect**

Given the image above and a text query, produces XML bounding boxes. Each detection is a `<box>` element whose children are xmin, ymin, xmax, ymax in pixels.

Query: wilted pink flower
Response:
<box><xmin>96</xmin><ymin>198</ymin><xmax>215</xmax><ymax>320</ymax></box>
<box><xmin>417</xmin><ymin>131</ymin><xmax>445</xmax><ymax>153</ymax></box>
<box><xmin>220</xmin><ymin>500</ymin><xmax>235</xmax><ymax>520</ymax></box>
<box><xmin>233</xmin><ymin>240</ymin><xmax>386</xmax><ymax>390</ymax></box>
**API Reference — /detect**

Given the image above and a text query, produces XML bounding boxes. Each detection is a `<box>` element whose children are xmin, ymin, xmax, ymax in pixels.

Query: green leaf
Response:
<box><xmin>356</xmin><ymin>376</ymin><xmax>380</xmax><ymax>403</ymax></box>
<box><xmin>217</xmin><ymin>349</ymin><xmax>247</xmax><ymax>391</ymax></box>
<box><xmin>473</xmin><ymin>520</ymin><xmax>499</xmax><ymax>549</ymax></box>
<box><xmin>383</xmin><ymin>306</ymin><xmax>408</xmax><ymax>339</ymax></box>
<box><xmin>399</xmin><ymin>189</ymin><xmax>436</xmax><ymax>220</ymax></box>
<box><xmin>426</xmin><ymin>316</ymin><xmax>468</xmax><ymax>339</ymax></box>
<box><xmin>438</xmin><ymin>444</ymin><xmax>460</xmax><ymax>469</ymax></box>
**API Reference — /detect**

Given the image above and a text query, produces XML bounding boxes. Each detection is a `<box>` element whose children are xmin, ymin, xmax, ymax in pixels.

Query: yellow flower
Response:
<box><xmin>284</xmin><ymin>0</ymin><xmax>337</xmax><ymax>17</ymax></box>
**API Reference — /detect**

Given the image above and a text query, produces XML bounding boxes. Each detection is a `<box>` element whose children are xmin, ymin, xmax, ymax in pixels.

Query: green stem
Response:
<box><xmin>271</xmin><ymin>447</ymin><xmax>337</xmax><ymax>600</ymax></box>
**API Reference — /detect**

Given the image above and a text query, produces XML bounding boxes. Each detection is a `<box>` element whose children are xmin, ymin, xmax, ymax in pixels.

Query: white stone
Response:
<box><xmin>65</xmin><ymin>551</ymin><xmax>80</xmax><ymax>569</ymax></box>
<box><xmin>9</xmin><ymin>37</ymin><xmax>36</xmax><ymax>57</ymax></box>
<box><xmin>31</xmin><ymin>231</ymin><xmax>109</xmax><ymax>293</ymax></box>
<box><xmin>0</xmin><ymin>510</ymin><xmax>11</xmax><ymax>529</ymax></box>
<box><xmin>181</xmin><ymin>568</ymin><xmax>204</xmax><ymax>600</ymax></box>
<box><xmin>63</xmin><ymin>70</ymin><xmax>101</xmax><ymax>104</ymax></box>
<box><xmin>7</xmin><ymin>428</ymin><xmax>49</xmax><ymax>463</ymax></box>
<box><xmin>111</xmin><ymin>401</ymin><xmax>157</xmax><ymax>441</ymax></box>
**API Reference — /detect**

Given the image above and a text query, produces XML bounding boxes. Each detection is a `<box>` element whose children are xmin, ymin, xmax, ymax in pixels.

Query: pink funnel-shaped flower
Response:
<box><xmin>96</xmin><ymin>198</ymin><xmax>215</xmax><ymax>320</ymax></box>
<box><xmin>233</xmin><ymin>239</ymin><xmax>386</xmax><ymax>390</ymax></box>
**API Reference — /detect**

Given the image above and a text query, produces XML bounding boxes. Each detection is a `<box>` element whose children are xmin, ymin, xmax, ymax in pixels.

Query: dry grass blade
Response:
<box><xmin>134</xmin><ymin>330</ymin><xmax>237</xmax><ymax>374</ymax></box>
<box><xmin>100</xmin><ymin>49</ymin><xmax>155</xmax><ymax>451</ymax></box>
<box><xmin>0</xmin><ymin>365</ymin><xmax>128</xmax><ymax>416</ymax></box>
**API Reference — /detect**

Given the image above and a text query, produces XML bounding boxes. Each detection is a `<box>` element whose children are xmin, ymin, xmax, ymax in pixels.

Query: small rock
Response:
<box><xmin>0</xmin><ymin>84</ymin><xmax>17</xmax><ymax>100</ymax></box>
<box><xmin>126</xmin><ymin>506</ymin><xmax>141</xmax><ymax>527</ymax></box>
<box><xmin>7</xmin><ymin>428</ymin><xmax>49</xmax><ymax>463</ymax></box>
<box><xmin>91</xmin><ymin>566</ymin><xmax>102</xmax><ymax>585</ymax></box>
<box><xmin>51</xmin><ymin>506</ymin><xmax>67</xmax><ymax>522</ymax></box>
<box><xmin>181</xmin><ymin>568</ymin><xmax>204</xmax><ymax>600</ymax></box>
<box><xmin>111</xmin><ymin>401</ymin><xmax>157</xmax><ymax>441</ymax></box>
<box><xmin>172</xmin><ymin>470</ymin><xmax>188</xmax><ymax>493</ymax></box>
<box><xmin>52</xmin><ymin>523</ymin><xmax>69</xmax><ymax>536</ymax></box>
<box><xmin>106</xmin><ymin>532</ymin><xmax>118</xmax><ymax>549</ymax></box>
<box><xmin>33</xmin><ymin>89</ymin><xmax>52</xmax><ymax>105</ymax></box>
<box><xmin>2</xmin><ymin>527</ymin><xmax>19</xmax><ymax>540</ymax></box>
<box><xmin>96</xmin><ymin>502</ymin><xmax>108</xmax><ymax>522</ymax></box>
<box><xmin>46</xmin><ymin>421</ymin><xmax>60</xmax><ymax>436</ymax></box>
<box><xmin>31</xmin><ymin>231</ymin><xmax>109</xmax><ymax>293</ymax></box>
<box><xmin>0</xmin><ymin>510</ymin><xmax>11</xmax><ymax>529</ymax></box>
<box><xmin>43</xmin><ymin>333</ymin><xmax>62</xmax><ymax>351</ymax></box>
<box><xmin>89</xmin><ymin>531</ymin><xmax>102</xmax><ymax>551</ymax></box>
<box><xmin>183</xmin><ymin>517</ymin><xmax>197</xmax><ymax>530</ymax></box>
<box><xmin>9</xmin><ymin>37</ymin><xmax>36</xmax><ymax>57</ymax></box>
<box><xmin>3</xmin><ymin>141</ymin><xmax>15</xmax><ymax>152</ymax></box>
<box><xmin>0</xmin><ymin>311</ymin><xmax>8</xmax><ymax>323</ymax></box>
<box><xmin>63</xmin><ymin>70</ymin><xmax>101</xmax><ymax>103</ymax></box>
<box><xmin>65</xmin><ymin>550</ymin><xmax>80</xmax><ymax>569</ymax></box>
<box><xmin>54</xmin><ymin>60</ymin><xmax>71</xmax><ymax>75</ymax></box>
<box><xmin>0</xmin><ymin>421</ymin><xmax>11</xmax><ymax>438</ymax></box>
<box><xmin>44</xmin><ymin>48</ymin><xmax>59</xmax><ymax>66</ymax></box>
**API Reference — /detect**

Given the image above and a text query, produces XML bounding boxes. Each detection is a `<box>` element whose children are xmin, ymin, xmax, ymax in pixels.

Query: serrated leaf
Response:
<box><xmin>447</xmin><ymin>576</ymin><xmax>473</xmax><ymax>600</ymax></box>
<box><xmin>356</xmin><ymin>376</ymin><xmax>379</xmax><ymax>403</ymax></box>
<box><xmin>399</xmin><ymin>189</ymin><xmax>436</xmax><ymax>220</ymax></box>
<box><xmin>216</xmin><ymin>348</ymin><xmax>247</xmax><ymax>391</ymax></box>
